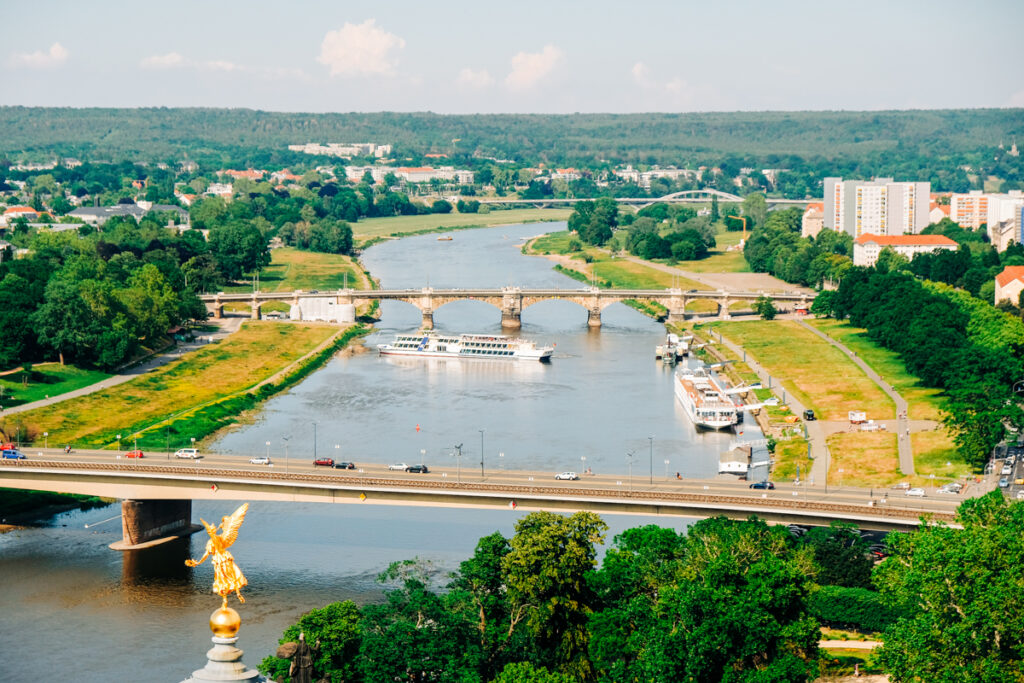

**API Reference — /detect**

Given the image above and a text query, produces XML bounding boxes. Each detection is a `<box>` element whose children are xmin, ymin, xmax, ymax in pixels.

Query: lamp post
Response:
<box><xmin>420</xmin><ymin>449</ymin><xmax>426</xmax><ymax>466</ymax></box>
<box><xmin>44</xmin><ymin>432</ymin><xmax>48</xmax><ymax>449</ymax></box>
<box><xmin>499</xmin><ymin>451</ymin><xmax>504</xmax><ymax>471</ymax></box>
<box><xmin>266</xmin><ymin>440</ymin><xmax>271</xmax><ymax>461</ymax></box>
<box><xmin>664</xmin><ymin>458</ymin><xmax>670</xmax><ymax>480</ymax></box>
<box><xmin>648</xmin><ymin>436</ymin><xmax>653</xmax><ymax>485</ymax></box>
<box><xmin>117</xmin><ymin>433</ymin><xmax>122</xmax><ymax>452</ymax></box>
<box><xmin>283</xmin><ymin>436</ymin><xmax>290</xmax><ymax>474</ymax></box>
<box><xmin>479</xmin><ymin>429</ymin><xmax>485</xmax><ymax>478</ymax></box>
<box><xmin>626</xmin><ymin>451</ymin><xmax>635</xmax><ymax>492</ymax></box>
<box><xmin>453</xmin><ymin>443</ymin><xmax>463</xmax><ymax>483</ymax></box>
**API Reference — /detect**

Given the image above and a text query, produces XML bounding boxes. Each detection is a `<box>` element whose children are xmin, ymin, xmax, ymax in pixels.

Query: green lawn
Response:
<box><xmin>12</xmin><ymin>322</ymin><xmax>340</xmax><ymax>448</ymax></box>
<box><xmin>0</xmin><ymin>364</ymin><xmax>111</xmax><ymax>408</ymax></box>
<box><xmin>224</xmin><ymin>248</ymin><xmax>370</xmax><ymax>294</ymax></box>
<box><xmin>665</xmin><ymin>228</ymin><xmax>751</xmax><ymax>273</ymax></box>
<box><xmin>711</xmin><ymin>320</ymin><xmax>894</xmax><ymax>421</ymax></box>
<box><xmin>352</xmin><ymin>208</ymin><xmax>571</xmax><ymax>242</ymax></box>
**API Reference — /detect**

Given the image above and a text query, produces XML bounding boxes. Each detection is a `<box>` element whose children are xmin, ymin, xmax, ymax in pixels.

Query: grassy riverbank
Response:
<box><xmin>0</xmin><ymin>364</ymin><xmax>111</xmax><ymax>409</ymax></box>
<box><xmin>0</xmin><ymin>488</ymin><xmax>111</xmax><ymax>520</ymax></box>
<box><xmin>224</xmin><ymin>248</ymin><xmax>371</xmax><ymax>294</ymax></box>
<box><xmin>9</xmin><ymin>322</ymin><xmax>360</xmax><ymax>450</ymax></box>
<box><xmin>352</xmin><ymin>208</ymin><xmax>571</xmax><ymax>245</ymax></box>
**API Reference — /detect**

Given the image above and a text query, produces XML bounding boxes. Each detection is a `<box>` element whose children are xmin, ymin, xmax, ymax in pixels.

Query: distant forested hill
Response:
<box><xmin>1</xmin><ymin>107</ymin><xmax>1020</xmax><ymax>169</ymax></box>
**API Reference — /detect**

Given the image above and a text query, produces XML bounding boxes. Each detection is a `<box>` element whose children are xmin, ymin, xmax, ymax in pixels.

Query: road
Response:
<box><xmin>5</xmin><ymin>447</ymin><xmax>965</xmax><ymax>519</ymax></box>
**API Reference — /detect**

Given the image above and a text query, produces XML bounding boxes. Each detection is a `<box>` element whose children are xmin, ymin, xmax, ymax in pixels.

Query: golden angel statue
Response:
<box><xmin>186</xmin><ymin>503</ymin><xmax>249</xmax><ymax>608</ymax></box>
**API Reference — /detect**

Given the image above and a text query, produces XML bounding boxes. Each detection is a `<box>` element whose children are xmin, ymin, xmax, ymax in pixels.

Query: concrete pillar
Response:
<box><xmin>421</xmin><ymin>310</ymin><xmax>434</xmax><ymax>330</ymax></box>
<box><xmin>501</xmin><ymin>288</ymin><xmax>522</xmax><ymax>329</ymax></box>
<box><xmin>718</xmin><ymin>299</ymin><xmax>732</xmax><ymax>320</ymax></box>
<box><xmin>212</xmin><ymin>298</ymin><xmax>223</xmax><ymax>320</ymax></box>
<box><xmin>250</xmin><ymin>302</ymin><xmax>261</xmax><ymax>320</ymax></box>
<box><xmin>112</xmin><ymin>499</ymin><xmax>200</xmax><ymax>550</ymax></box>
<box><xmin>667</xmin><ymin>297</ymin><xmax>689</xmax><ymax>322</ymax></box>
<box><xmin>501</xmin><ymin>310</ymin><xmax>522</xmax><ymax>329</ymax></box>
<box><xmin>587</xmin><ymin>308</ymin><xmax>602</xmax><ymax>327</ymax></box>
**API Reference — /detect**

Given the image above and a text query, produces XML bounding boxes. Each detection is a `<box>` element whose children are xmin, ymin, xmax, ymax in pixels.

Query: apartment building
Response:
<box><xmin>824</xmin><ymin>177</ymin><xmax>931</xmax><ymax>237</ymax></box>
<box><xmin>852</xmin><ymin>234</ymin><xmax>958</xmax><ymax>267</ymax></box>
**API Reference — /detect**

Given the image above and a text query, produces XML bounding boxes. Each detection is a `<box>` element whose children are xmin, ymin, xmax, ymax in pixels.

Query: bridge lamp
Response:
<box><xmin>117</xmin><ymin>433</ymin><xmax>122</xmax><ymax>451</ymax></box>
<box><xmin>44</xmin><ymin>432</ymin><xmax>48</xmax><ymax>449</ymax></box>
<box><xmin>266</xmin><ymin>441</ymin><xmax>271</xmax><ymax>460</ymax></box>
<box><xmin>665</xmin><ymin>459</ymin><xmax>670</xmax><ymax>480</ymax></box>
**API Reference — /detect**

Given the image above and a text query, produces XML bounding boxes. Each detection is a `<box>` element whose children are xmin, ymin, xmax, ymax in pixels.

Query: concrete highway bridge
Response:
<box><xmin>474</xmin><ymin>189</ymin><xmax>813</xmax><ymax>210</ymax></box>
<box><xmin>200</xmin><ymin>287</ymin><xmax>815</xmax><ymax>329</ymax></box>
<box><xmin>1</xmin><ymin>453</ymin><xmax>952</xmax><ymax>550</ymax></box>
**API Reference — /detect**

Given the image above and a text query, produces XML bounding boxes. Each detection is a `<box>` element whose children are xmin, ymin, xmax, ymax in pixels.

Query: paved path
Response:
<box><xmin>819</xmin><ymin>640</ymin><xmax>881</xmax><ymax>650</ymax></box>
<box><xmin>797</xmin><ymin>321</ymin><xmax>915</xmax><ymax>475</ymax></box>
<box><xmin>1</xmin><ymin>317</ymin><xmax>244</xmax><ymax>417</ymax></box>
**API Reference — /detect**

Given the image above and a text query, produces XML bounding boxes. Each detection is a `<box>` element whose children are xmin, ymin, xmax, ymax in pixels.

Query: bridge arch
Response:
<box><xmin>656</xmin><ymin>189</ymin><xmax>744</xmax><ymax>203</ymax></box>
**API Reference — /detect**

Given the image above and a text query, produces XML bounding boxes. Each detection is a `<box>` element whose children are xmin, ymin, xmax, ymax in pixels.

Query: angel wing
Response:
<box><xmin>218</xmin><ymin>503</ymin><xmax>249</xmax><ymax>548</ymax></box>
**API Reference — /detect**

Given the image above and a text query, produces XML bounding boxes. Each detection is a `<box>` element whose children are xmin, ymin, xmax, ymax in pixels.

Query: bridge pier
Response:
<box><xmin>421</xmin><ymin>310</ymin><xmax>434</xmax><ymax>330</ymax></box>
<box><xmin>249</xmin><ymin>301</ymin><xmax>262</xmax><ymax>320</ymax></box>
<box><xmin>501</xmin><ymin>310</ymin><xmax>522</xmax><ymax>329</ymax></box>
<box><xmin>587</xmin><ymin>308</ymin><xmax>602</xmax><ymax>327</ymax></box>
<box><xmin>110</xmin><ymin>499</ymin><xmax>202</xmax><ymax>551</ymax></box>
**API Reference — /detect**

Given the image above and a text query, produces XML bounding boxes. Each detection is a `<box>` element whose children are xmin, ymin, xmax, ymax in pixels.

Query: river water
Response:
<box><xmin>0</xmin><ymin>223</ymin><xmax>761</xmax><ymax>682</ymax></box>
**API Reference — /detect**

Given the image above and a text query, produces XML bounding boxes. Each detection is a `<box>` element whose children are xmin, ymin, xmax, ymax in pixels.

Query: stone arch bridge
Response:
<box><xmin>200</xmin><ymin>287</ymin><xmax>814</xmax><ymax>329</ymax></box>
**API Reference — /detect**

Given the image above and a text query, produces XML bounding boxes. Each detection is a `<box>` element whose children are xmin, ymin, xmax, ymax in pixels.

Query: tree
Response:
<box><xmin>492</xmin><ymin>662</ymin><xmax>576</xmax><ymax>683</ymax></box>
<box><xmin>208</xmin><ymin>222</ymin><xmax>270</xmax><ymax>281</ymax></box>
<box><xmin>502</xmin><ymin>511</ymin><xmax>607</xmax><ymax>680</ymax></box>
<box><xmin>431</xmin><ymin>199</ymin><xmax>453</xmax><ymax>214</ymax></box>
<box><xmin>799</xmin><ymin>521</ymin><xmax>873</xmax><ymax>588</ymax></box>
<box><xmin>754</xmin><ymin>294</ymin><xmax>777</xmax><ymax>320</ymax></box>
<box><xmin>742</xmin><ymin>192</ymin><xmax>767</xmax><ymax>228</ymax></box>
<box><xmin>569</xmin><ymin>198</ymin><xmax>617</xmax><ymax>246</ymax></box>
<box><xmin>259</xmin><ymin>601</ymin><xmax>363</xmax><ymax>683</ymax></box>
<box><xmin>873</xmin><ymin>492</ymin><xmax>1024</xmax><ymax>682</ymax></box>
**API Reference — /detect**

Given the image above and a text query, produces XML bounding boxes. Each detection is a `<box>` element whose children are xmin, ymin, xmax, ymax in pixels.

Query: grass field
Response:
<box><xmin>827</xmin><ymin>432</ymin><xmax>901</xmax><ymax>487</ymax></box>
<box><xmin>710</xmin><ymin>320</ymin><xmax>894</xmax><ymax>421</ymax></box>
<box><xmin>0</xmin><ymin>365</ymin><xmax>111</xmax><ymax>408</ymax></box>
<box><xmin>772</xmin><ymin>437</ymin><xmax>813</xmax><ymax>481</ymax></box>
<box><xmin>224</xmin><ymin>248</ymin><xmax>370</xmax><ymax>294</ymax></box>
<box><xmin>352</xmin><ymin>208</ymin><xmax>571</xmax><ymax>242</ymax></box>
<box><xmin>670</xmin><ymin>228</ymin><xmax>750</xmax><ymax>273</ymax></box>
<box><xmin>10</xmin><ymin>322</ymin><xmax>339</xmax><ymax>448</ymax></box>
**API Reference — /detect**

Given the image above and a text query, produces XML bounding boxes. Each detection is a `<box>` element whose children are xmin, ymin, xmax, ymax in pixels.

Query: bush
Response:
<box><xmin>808</xmin><ymin>585</ymin><xmax>903</xmax><ymax>633</ymax></box>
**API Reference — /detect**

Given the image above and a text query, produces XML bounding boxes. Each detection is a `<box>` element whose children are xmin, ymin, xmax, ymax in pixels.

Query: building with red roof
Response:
<box><xmin>995</xmin><ymin>266</ymin><xmax>1024</xmax><ymax>306</ymax></box>
<box><xmin>853</xmin><ymin>233</ymin><xmax>958</xmax><ymax>267</ymax></box>
<box><xmin>801</xmin><ymin>202</ymin><xmax>825</xmax><ymax>238</ymax></box>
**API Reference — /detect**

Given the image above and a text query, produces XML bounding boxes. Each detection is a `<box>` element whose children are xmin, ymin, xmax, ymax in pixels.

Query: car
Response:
<box><xmin>803</xmin><ymin>409</ymin><xmax>816</xmax><ymax>421</ymax></box>
<box><xmin>999</xmin><ymin>477</ymin><xmax>1010</xmax><ymax>488</ymax></box>
<box><xmin>890</xmin><ymin>482</ymin><xmax>911</xmax><ymax>490</ymax></box>
<box><xmin>1</xmin><ymin>449</ymin><xmax>27</xmax><ymax>459</ymax></box>
<box><xmin>313</xmin><ymin>458</ymin><xmax>335</xmax><ymax>467</ymax></box>
<box><xmin>174</xmin><ymin>448</ymin><xmax>200</xmax><ymax>459</ymax></box>
<box><xmin>124</xmin><ymin>450</ymin><xmax>144</xmax><ymax>459</ymax></box>
<box><xmin>937</xmin><ymin>483</ymin><xmax>962</xmax><ymax>494</ymax></box>
<box><xmin>388</xmin><ymin>463</ymin><xmax>408</xmax><ymax>471</ymax></box>
<box><xmin>1001</xmin><ymin>464</ymin><xmax>1013</xmax><ymax>475</ymax></box>
<box><xmin>1017</xmin><ymin>490</ymin><xmax>1024</xmax><ymax>500</ymax></box>
<box><xmin>749</xmin><ymin>481</ymin><xmax>775</xmax><ymax>490</ymax></box>
<box><xmin>905</xmin><ymin>487</ymin><xmax>926</xmax><ymax>497</ymax></box>
<box><xmin>554</xmin><ymin>471</ymin><xmax>580</xmax><ymax>481</ymax></box>
<box><xmin>405</xmin><ymin>464</ymin><xmax>430</xmax><ymax>473</ymax></box>
<box><xmin>249</xmin><ymin>456</ymin><xmax>271</xmax><ymax>465</ymax></box>
<box><xmin>334</xmin><ymin>461</ymin><xmax>356</xmax><ymax>470</ymax></box>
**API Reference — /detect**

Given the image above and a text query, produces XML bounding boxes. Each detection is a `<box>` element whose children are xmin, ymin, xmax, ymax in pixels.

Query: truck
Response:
<box><xmin>848</xmin><ymin>411</ymin><xmax>867</xmax><ymax>424</ymax></box>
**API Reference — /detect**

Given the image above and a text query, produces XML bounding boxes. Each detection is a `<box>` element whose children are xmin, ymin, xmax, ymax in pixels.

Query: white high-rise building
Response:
<box><xmin>823</xmin><ymin>177</ymin><xmax>930</xmax><ymax>237</ymax></box>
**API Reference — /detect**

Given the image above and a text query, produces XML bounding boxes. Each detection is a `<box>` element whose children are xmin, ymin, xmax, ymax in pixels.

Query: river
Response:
<box><xmin>0</xmin><ymin>222</ymin><xmax>761</xmax><ymax>681</ymax></box>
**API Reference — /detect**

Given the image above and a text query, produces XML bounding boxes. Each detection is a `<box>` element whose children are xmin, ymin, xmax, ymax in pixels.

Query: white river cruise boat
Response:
<box><xmin>377</xmin><ymin>332</ymin><xmax>554</xmax><ymax>362</ymax></box>
<box><xmin>674</xmin><ymin>366</ymin><xmax>739</xmax><ymax>430</ymax></box>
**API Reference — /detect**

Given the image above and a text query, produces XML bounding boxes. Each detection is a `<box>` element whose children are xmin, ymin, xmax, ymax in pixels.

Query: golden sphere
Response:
<box><xmin>210</xmin><ymin>606</ymin><xmax>241</xmax><ymax>638</ymax></box>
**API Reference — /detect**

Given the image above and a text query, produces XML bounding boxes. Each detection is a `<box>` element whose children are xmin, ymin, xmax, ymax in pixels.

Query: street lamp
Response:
<box><xmin>453</xmin><ymin>443</ymin><xmax>463</xmax><ymax>483</ymax></box>
<box><xmin>664</xmin><ymin>458</ymin><xmax>670</xmax><ymax>480</ymax></box>
<box><xmin>420</xmin><ymin>448</ymin><xmax>426</xmax><ymax>465</ymax></box>
<box><xmin>626</xmin><ymin>450</ymin><xmax>635</xmax><ymax>492</ymax></box>
<box><xmin>479</xmin><ymin>429</ymin><xmax>485</xmax><ymax>478</ymax></box>
<box><xmin>117</xmin><ymin>433</ymin><xmax>122</xmax><ymax>452</ymax></box>
<box><xmin>283</xmin><ymin>436</ymin><xmax>290</xmax><ymax>474</ymax></box>
<box><xmin>648</xmin><ymin>436</ymin><xmax>654</xmax><ymax>485</ymax></box>
<box><xmin>266</xmin><ymin>440</ymin><xmax>271</xmax><ymax>461</ymax></box>
<box><xmin>500</xmin><ymin>451</ymin><xmax>504</xmax><ymax>471</ymax></box>
<box><xmin>44</xmin><ymin>432</ymin><xmax>48</xmax><ymax>449</ymax></box>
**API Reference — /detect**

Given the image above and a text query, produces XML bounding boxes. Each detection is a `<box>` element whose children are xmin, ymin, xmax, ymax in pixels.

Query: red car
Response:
<box><xmin>314</xmin><ymin>458</ymin><xmax>335</xmax><ymax>467</ymax></box>
<box><xmin>124</xmin><ymin>450</ymin><xmax>145</xmax><ymax>458</ymax></box>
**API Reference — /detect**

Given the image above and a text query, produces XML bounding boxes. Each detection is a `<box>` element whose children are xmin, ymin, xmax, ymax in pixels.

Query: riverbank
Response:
<box><xmin>0</xmin><ymin>488</ymin><xmax>112</xmax><ymax>525</ymax></box>
<box><xmin>353</xmin><ymin>208</ymin><xmax>572</xmax><ymax>247</ymax></box>
<box><xmin>8</xmin><ymin>322</ymin><xmax>368</xmax><ymax>451</ymax></box>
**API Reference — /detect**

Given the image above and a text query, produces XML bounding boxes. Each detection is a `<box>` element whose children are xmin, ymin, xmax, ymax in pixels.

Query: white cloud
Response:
<box><xmin>8</xmin><ymin>42</ymin><xmax>68</xmax><ymax>69</ymax></box>
<box><xmin>140</xmin><ymin>52</ymin><xmax>186</xmax><ymax>69</ymax></box>
<box><xmin>505</xmin><ymin>45</ymin><xmax>563</xmax><ymax>90</ymax></box>
<box><xmin>456</xmin><ymin>67</ymin><xmax>494</xmax><ymax>89</ymax></box>
<box><xmin>206</xmin><ymin>60</ymin><xmax>239</xmax><ymax>72</ymax></box>
<box><xmin>317</xmin><ymin>20</ymin><xmax>405</xmax><ymax>77</ymax></box>
<box><xmin>631</xmin><ymin>61</ymin><xmax>654</xmax><ymax>88</ymax></box>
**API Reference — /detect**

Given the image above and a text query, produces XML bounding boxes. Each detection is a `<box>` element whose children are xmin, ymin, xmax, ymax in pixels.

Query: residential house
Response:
<box><xmin>995</xmin><ymin>266</ymin><xmax>1024</xmax><ymax>306</ymax></box>
<box><xmin>852</xmin><ymin>233</ymin><xmax>958</xmax><ymax>267</ymax></box>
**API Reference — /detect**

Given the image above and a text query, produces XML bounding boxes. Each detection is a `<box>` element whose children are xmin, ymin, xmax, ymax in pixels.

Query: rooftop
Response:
<box><xmin>996</xmin><ymin>266</ymin><xmax>1024</xmax><ymax>287</ymax></box>
<box><xmin>854</xmin><ymin>233</ymin><xmax>958</xmax><ymax>247</ymax></box>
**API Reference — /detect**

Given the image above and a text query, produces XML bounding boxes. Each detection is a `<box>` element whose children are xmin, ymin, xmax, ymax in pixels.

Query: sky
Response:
<box><xmin>2</xmin><ymin>0</ymin><xmax>1022</xmax><ymax>114</ymax></box>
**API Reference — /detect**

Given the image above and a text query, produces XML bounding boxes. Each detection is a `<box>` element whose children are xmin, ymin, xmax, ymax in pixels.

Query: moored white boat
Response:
<box><xmin>674</xmin><ymin>366</ymin><xmax>739</xmax><ymax>430</ymax></box>
<box><xmin>377</xmin><ymin>331</ymin><xmax>554</xmax><ymax>362</ymax></box>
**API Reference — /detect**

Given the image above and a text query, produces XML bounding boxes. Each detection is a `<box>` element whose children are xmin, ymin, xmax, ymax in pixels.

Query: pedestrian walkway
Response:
<box><xmin>797</xmin><ymin>321</ymin><xmax>915</xmax><ymax>475</ymax></box>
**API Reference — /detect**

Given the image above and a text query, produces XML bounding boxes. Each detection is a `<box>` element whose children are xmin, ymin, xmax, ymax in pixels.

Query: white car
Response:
<box><xmin>555</xmin><ymin>471</ymin><xmax>580</xmax><ymax>481</ymax></box>
<box><xmin>937</xmin><ymin>483</ymin><xmax>962</xmax><ymax>494</ymax></box>
<box><xmin>388</xmin><ymin>463</ymin><xmax>408</xmax><ymax>471</ymax></box>
<box><xmin>249</xmin><ymin>456</ymin><xmax>271</xmax><ymax>465</ymax></box>
<box><xmin>905</xmin><ymin>487</ymin><xmax>926</xmax><ymax>497</ymax></box>
<box><xmin>174</xmin><ymin>448</ymin><xmax>200</xmax><ymax>459</ymax></box>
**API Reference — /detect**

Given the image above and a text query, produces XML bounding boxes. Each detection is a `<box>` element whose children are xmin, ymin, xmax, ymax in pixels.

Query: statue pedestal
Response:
<box><xmin>182</xmin><ymin>636</ymin><xmax>264</xmax><ymax>682</ymax></box>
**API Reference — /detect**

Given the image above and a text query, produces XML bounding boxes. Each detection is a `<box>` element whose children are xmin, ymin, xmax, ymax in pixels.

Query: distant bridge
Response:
<box><xmin>473</xmin><ymin>189</ymin><xmax>812</xmax><ymax>210</ymax></box>
<box><xmin>199</xmin><ymin>287</ymin><xmax>815</xmax><ymax>329</ymax></box>
<box><xmin>0</xmin><ymin>457</ymin><xmax>951</xmax><ymax>549</ymax></box>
